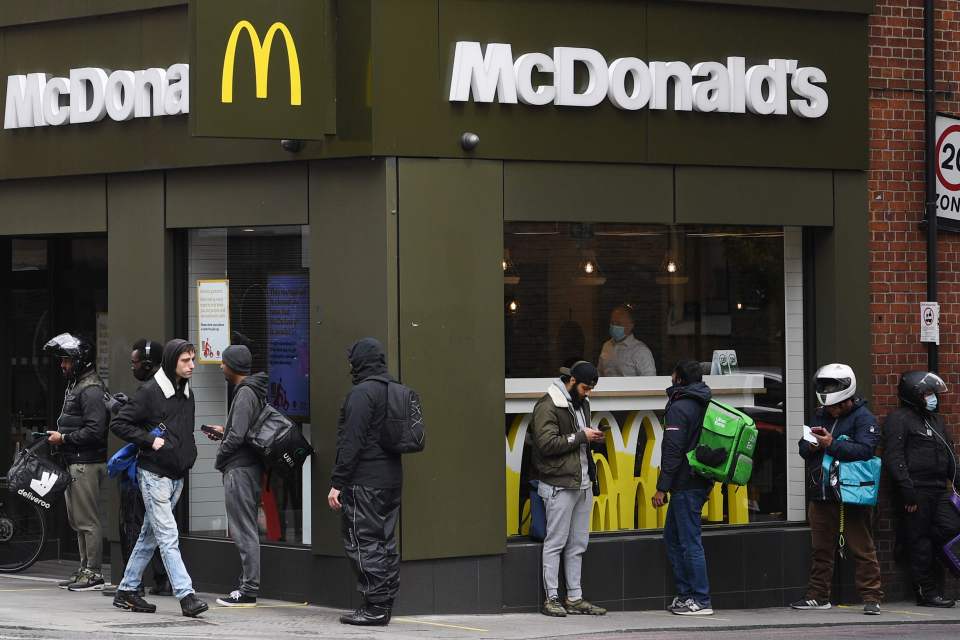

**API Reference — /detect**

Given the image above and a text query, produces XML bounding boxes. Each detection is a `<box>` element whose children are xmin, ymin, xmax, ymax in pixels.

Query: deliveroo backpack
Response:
<box><xmin>821</xmin><ymin>435</ymin><xmax>881</xmax><ymax>506</ymax></box>
<box><xmin>686</xmin><ymin>400</ymin><xmax>758</xmax><ymax>485</ymax></box>
<box><xmin>369</xmin><ymin>376</ymin><xmax>426</xmax><ymax>454</ymax></box>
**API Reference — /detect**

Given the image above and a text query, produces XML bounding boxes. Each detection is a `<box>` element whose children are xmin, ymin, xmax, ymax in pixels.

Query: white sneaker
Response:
<box><xmin>672</xmin><ymin>601</ymin><xmax>714</xmax><ymax>616</ymax></box>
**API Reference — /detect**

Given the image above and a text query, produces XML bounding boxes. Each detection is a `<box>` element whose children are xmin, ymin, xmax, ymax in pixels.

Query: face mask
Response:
<box><xmin>609</xmin><ymin>324</ymin><xmax>626</xmax><ymax>342</ymax></box>
<box><xmin>925</xmin><ymin>394</ymin><xmax>938</xmax><ymax>411</ymax></box>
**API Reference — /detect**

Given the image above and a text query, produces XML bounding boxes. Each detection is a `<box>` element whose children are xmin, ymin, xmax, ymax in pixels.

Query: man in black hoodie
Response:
<box><xmin>110</xmin><ymin>339</ymin><xmax>208</xmax><ymax>618</ymax></box>
<box><xmin>205</xmin><ymin>345</ymin><xmax>268</xmax><ymax>608</ymax></box>
<box><xmin>328</xmin><ymin>338</ymin><xmax>402</xmax><ymax>627</ymax></box>
<box><xmin>655</xmin><ymin>360</ymin><xmax>714</xmax><ymax>616</ymax></box>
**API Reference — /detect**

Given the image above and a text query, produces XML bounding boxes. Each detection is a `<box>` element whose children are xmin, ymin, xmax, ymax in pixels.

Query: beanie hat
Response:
<box><xmin>222</xmin><ymin>344</ymin><xmax>252</xmax><ymax>375</ymax></box>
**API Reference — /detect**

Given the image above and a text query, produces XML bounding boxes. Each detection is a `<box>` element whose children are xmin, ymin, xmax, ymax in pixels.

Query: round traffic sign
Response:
<box><xmin>936</xmin><ymin>124</ymin><xmax>960</xmax><ymax>192</ymax></box>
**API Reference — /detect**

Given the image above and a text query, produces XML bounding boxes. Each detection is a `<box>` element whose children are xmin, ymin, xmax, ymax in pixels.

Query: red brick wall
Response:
<box><xmin>870</xmin><ymin>0</ymin><xmax>960</xmax><ymax>600</ymax></box>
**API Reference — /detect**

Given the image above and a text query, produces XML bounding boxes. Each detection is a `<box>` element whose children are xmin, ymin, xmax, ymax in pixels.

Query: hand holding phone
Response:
<box><xmin>200</xmin><ymin>424</ymin><xmax>224</xmax><ymax>441</ymax></box>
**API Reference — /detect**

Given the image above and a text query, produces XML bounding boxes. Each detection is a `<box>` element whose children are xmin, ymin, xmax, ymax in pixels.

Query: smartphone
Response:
<box><xmin>200</xmin><ymin>424</ymin><xmax>223</xmax><ymax>440</ymax></box>
<box><xmin>31</xmin><ymin>432</ymin><xmax>48</xmax><ymax>439</ymax></box>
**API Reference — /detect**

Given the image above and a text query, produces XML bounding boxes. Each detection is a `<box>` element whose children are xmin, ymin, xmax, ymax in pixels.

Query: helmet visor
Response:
<box><xmin>917</xmin><ymin>372</ymin><xmax>948</xmax><ymax>395</ymax></box>
<box><xmin>815</xmin><ymin>377</ymin><xmax>851</xmax><ymax>396</ymax></box>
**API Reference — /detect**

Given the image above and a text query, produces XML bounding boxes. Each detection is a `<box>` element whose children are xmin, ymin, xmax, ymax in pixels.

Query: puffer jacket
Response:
<box><xmin>798</xmin><ymin>398</ymin><xmax>880</xmax><ymax>502</ymax></box>
<box><xmin>883</xmin><ymin>406</ymin><xmax>957</xmax><ymax>505</ymax></box>
<box><xmin>657</xmin><ymin>381</ymin><xmax>713</xmax><ymax>493</ymax></box>
<box><xmin>56</xmin><ymin>368</ymin><xmax>108</xmax><ymax>464</ymax></box>
<box><xmin>530</xmin><ymin>381</ymin><xmax>597</xmax><ymax>490</ymax></box>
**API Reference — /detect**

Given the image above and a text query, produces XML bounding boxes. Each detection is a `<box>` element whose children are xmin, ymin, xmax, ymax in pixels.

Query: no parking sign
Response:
<box><xmin>936</xmin><ymin>114</ymin><xmax>960</xmax><ymax>222</ymax></box>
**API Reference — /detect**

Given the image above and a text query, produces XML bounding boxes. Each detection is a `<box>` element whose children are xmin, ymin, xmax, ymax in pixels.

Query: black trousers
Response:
<box><xmin>903</xmin><ymin>488</ymin><xmax>958</xmax><ymax>597</ymax></box>
<box><xmin>119</xmin><ymin>477</ymin><xmax>167</xmax><ymax>585</ymax></box>
<box><xmin>340</xmin><ymin>485</ymin><xmax>401</xmax><ymax>607</ymax></box>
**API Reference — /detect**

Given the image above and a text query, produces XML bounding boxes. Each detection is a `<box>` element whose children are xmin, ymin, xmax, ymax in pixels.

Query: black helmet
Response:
<box><xmin>43</xmin><ymin>333</ymin><xmax>95</xmax><ymax>376</ymax></box>
<box><xmin>897</xmin><ymin>371</ymin><xmax>947</xmax><ymax>409</ymax></box>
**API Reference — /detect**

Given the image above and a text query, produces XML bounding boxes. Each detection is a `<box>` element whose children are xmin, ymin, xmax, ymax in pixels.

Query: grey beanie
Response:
<box><xmin>222</xmin><ymin>344</ymin><xmax>252</xmax><ymax>375</ymax></box>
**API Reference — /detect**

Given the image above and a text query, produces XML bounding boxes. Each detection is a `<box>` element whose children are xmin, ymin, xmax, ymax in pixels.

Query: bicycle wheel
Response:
<box><xmin>0</xmin><ymin>480</ymin><xmax>47</xmax><ymax>573</ymax></box>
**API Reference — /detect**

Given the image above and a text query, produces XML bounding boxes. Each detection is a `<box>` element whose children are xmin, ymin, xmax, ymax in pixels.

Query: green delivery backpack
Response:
<box><xmin>686</xmin><ymin>400</ymin><xmax>758</xmax><ymax>485</ymax></box>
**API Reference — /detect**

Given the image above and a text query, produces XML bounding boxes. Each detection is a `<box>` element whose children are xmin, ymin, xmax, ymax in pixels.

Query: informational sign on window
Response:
<box><xmin>920</xmin><ymin>301</ymin><xmax>940</xmax><ymax>345</ymax></box>
<box><xmin>197</xmin><ymin>279</ymin><xmax>230</xmax><ymax>364</ymax></box>
<box><xmin>267</xmin><ymin>273</ymin><xmax>310</xmax><ymax>419</ymax></box>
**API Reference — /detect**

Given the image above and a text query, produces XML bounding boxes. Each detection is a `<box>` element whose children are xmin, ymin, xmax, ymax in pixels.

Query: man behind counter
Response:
<box><xmin>598</xmin><ymin>305</ymin><xmax>656</xmax><ymax>377</ymax></box>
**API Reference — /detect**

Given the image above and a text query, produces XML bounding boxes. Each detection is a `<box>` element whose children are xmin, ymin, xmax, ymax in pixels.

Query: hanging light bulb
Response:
<box><xmin>506</xmin><ymin>298</ymin><xmax>520</xmax><ymax>314</ymax></box>
<box><xmin>666</xmin><ymin>260</ymin><xmax>678</xmax><ymax>274</ymax></box>
<box><xmin>574</xmin><ymin>249</ymin><xmax>606</xmax><ymax>286</ymax></box>
<box><xmin>656</xmin><ymin>228</ymin><xmax>689</xmax><ymax>285</ymax></box>
<box><xmin>584</xmin><ymin>260</ymin><xmax>596</xmax><ymax>275</ymax></box>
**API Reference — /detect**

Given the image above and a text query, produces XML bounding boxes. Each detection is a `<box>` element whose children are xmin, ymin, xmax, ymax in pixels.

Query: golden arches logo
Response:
<box><xmin>221</xmin><ymin>20</ymin><xmax>302</xmax><ymax>106</ymax></box>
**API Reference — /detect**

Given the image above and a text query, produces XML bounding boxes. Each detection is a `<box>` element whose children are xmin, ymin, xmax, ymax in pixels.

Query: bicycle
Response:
<box><xmin>0</xmin><ymin>477</ymin><xmax>48</xmax><ymax>573</ymax></box>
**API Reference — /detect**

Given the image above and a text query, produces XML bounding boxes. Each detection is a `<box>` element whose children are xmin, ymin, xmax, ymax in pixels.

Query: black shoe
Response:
<box><xmin>216</xmin><ymin>590</ymin><xmax>257</xmax><ymax>607</ymax></box>
<box><xmin>149</xmin><ymin>580</ymin><xmax>173</xmax><ymax>596</ymax></box>
<box><xmin>180</xmin><ymin>593</ymin><xmax>209</xmax><ymax>618</ymax></box>
<box><xmin>339</xmin><ymin>604</ymin><xmax>391</xmax><ymax>626</ymax></box>
<box><xmin>918</xmin><ymin>595</ymin><xmax>956</xmax><ymax>608</ymax></box>
<box><xmin>113</xmin><ymin>590</ymin><xmax>157</xmax><ymax>613</ymax></box>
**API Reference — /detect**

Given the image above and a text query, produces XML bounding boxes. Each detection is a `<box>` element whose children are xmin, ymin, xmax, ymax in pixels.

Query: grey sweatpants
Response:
<box><xmin>224</xmin><ymin>466</ymin><xmax>262</xmax><ymax>597</ymax></box>
<box><xmin>65</xmin><ymin>463</ymin><xmax>107</xmax><ymax>573</ymax></box>
<box><xmin>539</xmin><ymin>483</ymin><xmax>592</xmax><ymax>600</ymax></box>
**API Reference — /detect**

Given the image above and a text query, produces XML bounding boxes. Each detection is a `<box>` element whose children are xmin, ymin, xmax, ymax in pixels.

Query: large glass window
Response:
<box><xmin>186</xmin><ymin>226</ymin><xmax>310</xmax><ymax>545</ymax></box>
<box><xmin>504</xmin><ymin>223</ymin><xmax>787</xmax><ymax>536</ymax></box>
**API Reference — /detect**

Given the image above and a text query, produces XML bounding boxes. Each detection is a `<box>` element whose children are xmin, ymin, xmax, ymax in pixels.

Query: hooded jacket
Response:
<box><xmin>530</xmin><ymin>381</ymin><xmax>597</xmax><ymax>490</ymax></box>
<box><xmin>330</xmin><ymin>338</ymin><xmax>402</xmax><ymax>490</ymax></box>
<box><xmin>883</xmin><ymin>405</ymin><xmax>957</xmax><ymax>505</ymax></box>
<box><xmin>657</xmin><ymin>381</ymin><xmax>713</xmax><ymax>493</ymax></box>
<box><xmin>215</xmin><ymin>372</ymin><xmax>268</xmax><ymax>472</ymax></box>
<box><xmin>110</xmin><ymin>339</ymin><xmax>198</xmax><ymax>480</ymax></box>
<box><xmin>56</xmin><ymin>367</ymin><xmax>109</xmax><ymax>464</ymax></box>
<box><xmin>798</xmin><ymin>398</ymin><xmax>880</xmax><ymax>502</ymax></box>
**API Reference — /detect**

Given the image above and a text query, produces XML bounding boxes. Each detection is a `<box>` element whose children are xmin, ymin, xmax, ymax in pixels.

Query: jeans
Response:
<box><xmin>224</xmin><ymin>466</ymin><xmax>262</xmax><ymax>597</ymax></box>
<box><xmin>664</xmin><ymin>487</ymin><xmax>711</xmax><ymax>607</ymax></box>
<box><xmin>118</xmin><ymin>469</ymin><xmax>194</xmax><ymax>600</ymax></box>
<box><xmin>540</xmin><ymin>483</ymin><xmax>592</xmax><ymax>600</ymax></box>
<box><xmin>65</xmin><ymin>463</ymin><xmax>107</xmax><ymax>572</ymax></box>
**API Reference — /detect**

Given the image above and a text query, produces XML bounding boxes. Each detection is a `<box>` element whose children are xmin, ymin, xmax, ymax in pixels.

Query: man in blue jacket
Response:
<box><xmin>792</xmin><ymin>363</ymin><xmax>883</xmax><ymax>615</ymax></box>
<box><xmin>654</xmin><ymin>360</ymin><xmax>714</xmax><ymax>616</ymax></box>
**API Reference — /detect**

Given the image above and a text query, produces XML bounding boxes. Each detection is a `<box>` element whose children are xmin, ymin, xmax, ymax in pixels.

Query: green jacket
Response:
<box><xmin>530</xmin><ymin>382</ymin><xmax>597</xmax><ymax>490</ymax></box>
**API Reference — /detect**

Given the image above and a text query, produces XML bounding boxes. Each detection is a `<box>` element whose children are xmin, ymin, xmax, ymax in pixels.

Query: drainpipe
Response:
<box><xmin>925</xmin><ymin>0</ymin><xmax>939</xmax><ymax>373</ymax></box>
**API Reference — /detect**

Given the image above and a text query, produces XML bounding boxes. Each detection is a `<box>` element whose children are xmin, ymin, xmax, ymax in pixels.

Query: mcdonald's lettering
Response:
<box><xmin>221</xmin><ymin>20</ymin><xmax>302</xmax><ymax>106</ymax></box>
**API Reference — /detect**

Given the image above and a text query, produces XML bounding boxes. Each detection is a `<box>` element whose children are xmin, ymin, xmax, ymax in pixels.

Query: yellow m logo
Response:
<box><xmin>221</xmin><ymin>20</ymin><xmax>302</xmax><ymax>106</ymax></box>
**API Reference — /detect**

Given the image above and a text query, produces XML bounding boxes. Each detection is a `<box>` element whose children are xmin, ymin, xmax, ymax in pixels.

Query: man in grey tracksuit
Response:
<box><xmin>206</xmin><ymin>345</ymin><xmax>267</xmax><ymax>607</ymax></box>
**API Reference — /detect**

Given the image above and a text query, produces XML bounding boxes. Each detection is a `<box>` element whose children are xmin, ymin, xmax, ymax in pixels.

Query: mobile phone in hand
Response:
<box><xmin>200</xmin><ymin>424</ymin><xmax>223</xmax><ymax>440</ymax></box>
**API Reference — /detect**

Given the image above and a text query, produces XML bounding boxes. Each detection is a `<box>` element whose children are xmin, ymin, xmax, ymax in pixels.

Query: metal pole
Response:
<box><xmin>925</xmin><ymin>0</ymin><xmax>939</xmax><ymax>373</ymax></box>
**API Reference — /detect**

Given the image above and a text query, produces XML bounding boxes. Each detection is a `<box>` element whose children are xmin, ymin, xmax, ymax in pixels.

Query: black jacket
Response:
<box><xmin>798</xmin><ymin>398</ymin><xmax>880</xmax><ymax>502</ymax></box>
<box><xmin>658</xmin><ymin>381</ymin><xmax>713</xmax><ymax>493</ymax></box>
<box><xmin>330</xmin><ymin>339</ymin><xmax>402</xmax><ymax>490</ymax></box>
<box><xmin>110</xmin><ymin>340</ymin><xmax>198</xmax><ymax>480</ymax></box>
<box><xmin>56</xmin><ymin>368</ymin><xmax>109</xmax><ymax>464</ymax></box>
<box><xmin>883</xmin><ymin>406</ymin><xmax>957</xmax><ymax>505</ymax></box>
<box><xmin>216</xmin><ymin>372</ymin><xmax>268</xmax><ymax>473</ymax></box>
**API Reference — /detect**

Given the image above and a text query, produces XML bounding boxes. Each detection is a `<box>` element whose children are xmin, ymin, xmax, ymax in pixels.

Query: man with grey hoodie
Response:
<box><xmin>204</xmin><ymin>345</ymin><xmax>267</xmax><ymax>608</ymax></box>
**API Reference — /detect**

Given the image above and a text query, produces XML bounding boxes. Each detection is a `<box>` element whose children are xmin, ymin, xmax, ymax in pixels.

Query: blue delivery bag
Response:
<box><xmin>821</xmin><ymin>435</ymin><xmax>881</xmax><ymax>506</ymax></box>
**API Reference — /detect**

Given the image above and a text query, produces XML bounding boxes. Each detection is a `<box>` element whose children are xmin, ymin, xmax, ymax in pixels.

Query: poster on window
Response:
<box><xmin>267</xmin><ymin>273</ymin><xmax>310</xmax><ymax>419</ymax></box>
<box><xmin>197</xmin><ymin>279</ymin><xmax>230</xmax><ymax>364</ymax></box>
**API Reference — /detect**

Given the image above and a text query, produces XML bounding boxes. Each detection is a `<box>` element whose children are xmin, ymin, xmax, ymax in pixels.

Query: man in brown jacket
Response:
<box><xmin>530</xmin><ymin>361</ymin><xmax>606</xmax><ymax>618</ymax></box>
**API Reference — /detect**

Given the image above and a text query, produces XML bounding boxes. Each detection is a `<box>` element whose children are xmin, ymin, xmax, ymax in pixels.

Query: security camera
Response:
<box><xmin>281</xmin><ymin>139</ymin><xmax>303</xmax><ymax>153</ymax></box>
<box><xmin>460</xmin><ymin>132</ymin><xmax>480</xmax><ymax>151</ymax></box>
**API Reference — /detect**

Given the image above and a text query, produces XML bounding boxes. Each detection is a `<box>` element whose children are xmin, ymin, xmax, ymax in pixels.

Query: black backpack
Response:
<box><xmin>7</xmin><ymin>440</ymin><xmax>71</xmax><ymax>510</ymax></box>
<box><xmin>369</xmin><ymin>376</ymin><xmax>426</xmax><ymax>454</ymax></box>
<box><xmin>246</xmin><ymin>403</ymin><xmax>315</xmax><ymax>476</ymax></box>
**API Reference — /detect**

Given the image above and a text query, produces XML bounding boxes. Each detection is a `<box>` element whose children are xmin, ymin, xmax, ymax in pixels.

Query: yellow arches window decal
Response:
<box><xmin>221</xmin><ymin>20</ymin><xmax>302</xmax><ymax>106</ymax></box>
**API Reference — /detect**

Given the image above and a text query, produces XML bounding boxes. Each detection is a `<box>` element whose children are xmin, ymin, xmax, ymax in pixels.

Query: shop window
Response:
<box><xmin>504</xmin><ymin>223</ymin><xmax>789</xmax><ymax>536</ymax></box>
<box><xmin>185</xmin><ymin>226</ymin><xmax>311</xmax><ymax>546</ymax></box>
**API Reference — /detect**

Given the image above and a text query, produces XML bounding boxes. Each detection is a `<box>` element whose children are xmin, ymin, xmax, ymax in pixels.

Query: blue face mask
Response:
<box><xmin>925</xmin><ymin>394</ymin><xmax>938</xmax><ymax>411</ymax></box>
<box><xmin>609</xmin><ymin>324</ymin><xmax>627</xmax><ymax>342</ymax></box>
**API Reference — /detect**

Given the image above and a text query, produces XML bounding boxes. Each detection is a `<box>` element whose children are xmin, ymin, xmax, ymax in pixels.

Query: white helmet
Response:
<box><xmin>814</xmin><ymin>363</ymin><xmax>857</xmax><ymax>406</ymax></box>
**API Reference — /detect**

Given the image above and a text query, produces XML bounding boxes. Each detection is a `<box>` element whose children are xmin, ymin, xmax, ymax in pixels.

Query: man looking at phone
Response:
<box><xmin>793</xmin><ymin>363</ymin><xmax>883</xmax><ymax>615</ymax></box>
<box><xmin>202</xmin><ymin>344</ymin><xmax>268</xmax><ymax>607</ymax></box>
<box><xmin>530</xmin><ymin>360</ymin><xmax>607</xmax><ymax>617</ymax></box>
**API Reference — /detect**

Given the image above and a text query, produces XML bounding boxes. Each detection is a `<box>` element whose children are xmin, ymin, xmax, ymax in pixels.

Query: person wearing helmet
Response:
<box><xmin>42</xmin><ymin>332</ymin><xmax>109</xmax><ymax>592</ymax></box>
<box><xmin>791</xmin><ymin>363</ymin><xmax>883</xmax><ymax>615</ymax></box>
<box><xmin>883</xmin><ymin>371</ymin><xmax>958</xmax><ymax>608</ymax></box>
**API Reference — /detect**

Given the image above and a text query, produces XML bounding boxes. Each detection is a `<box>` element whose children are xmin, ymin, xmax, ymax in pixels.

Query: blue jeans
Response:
<box><xmin>664</xmin><ymin>487</ymin><xmax>711</xmax><ymax>607</ymax></box>
<box><xmin>118</xmin><ymin>469</ymin><xmax>194</xmax><ymax>600</ymax></box>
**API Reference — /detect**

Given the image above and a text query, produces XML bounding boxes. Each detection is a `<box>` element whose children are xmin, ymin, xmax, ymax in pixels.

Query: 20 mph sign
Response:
<box><xmin>936</xmin><ymin>114</ymin><xmax>960</xmax><ymax>221</ymax></box>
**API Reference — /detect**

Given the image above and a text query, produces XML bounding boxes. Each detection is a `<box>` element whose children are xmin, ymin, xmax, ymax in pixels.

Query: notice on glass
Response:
<box><xmin>197</xmin><ymin>279</ymin><xmax>230</xmax><ymax>364</ymax></box>
<box><xmin>920</xmin><ymin>301</ymin><xmax>940</xmax><ymax>345</ymax></box>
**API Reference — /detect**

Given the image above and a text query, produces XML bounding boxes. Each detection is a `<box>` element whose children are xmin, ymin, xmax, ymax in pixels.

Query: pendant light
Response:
<box><xmin>656</xmin><ymin>227</ymin><xmax>689</xmax><ymax>286</ymax></box>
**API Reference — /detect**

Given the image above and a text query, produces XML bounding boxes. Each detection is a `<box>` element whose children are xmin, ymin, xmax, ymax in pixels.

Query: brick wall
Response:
<box><xmin>870</xmin><ymin>0</ymin><xmax>960</xmax><ymax>601</ymax></box>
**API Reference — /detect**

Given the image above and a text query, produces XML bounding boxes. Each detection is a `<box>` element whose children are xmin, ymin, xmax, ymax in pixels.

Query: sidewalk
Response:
<box><xmin>1</xmin><ymin>562</ymin><xmax>959</xmax><ymax>640</ymax></box>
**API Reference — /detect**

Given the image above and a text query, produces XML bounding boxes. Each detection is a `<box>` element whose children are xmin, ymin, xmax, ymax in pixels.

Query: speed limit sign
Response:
<box><xmin>936</xmin><ymin>114</ymin><xmax>960</xmax><ymax>221</ymax></box>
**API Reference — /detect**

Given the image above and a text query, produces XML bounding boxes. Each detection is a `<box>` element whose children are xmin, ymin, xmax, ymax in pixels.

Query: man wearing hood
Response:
<box><xmin>655</xmin><ymin>360</ymin><xmax>714</xmax><ymax>616</ymax></box>
<box><xmin>530</xmin><ymin>360</ymin><xmax>607</xmax><ymax>618</ymax></box>
<box><xmin>327</xmin><ymin>338</ymin><xmax>402</xmax><ymax>626</ymax></box>
<box><xmin>110</xmin><ymin>339</ymin><xmax>208</xmax><ymax>618</ymax></box>
<box><xmin>204</xmin><ymin>345</ymin><xmax>268</xmax><ymax>608</ymax></box>
<box><xmin>883</xmin><ymin>371</ymin><xmax>957</xmax><ymax>608</ymax></box>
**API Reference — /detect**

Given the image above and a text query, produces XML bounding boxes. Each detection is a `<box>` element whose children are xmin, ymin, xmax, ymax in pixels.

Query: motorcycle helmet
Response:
<box><xmin>43</xmin><ymin>333</ymin><xmax>95</xmax><ymax>377</ymax></box>
<box><xmin>814</xmin><ymin>363</ymin><xmax>857</xmax><ymax>406</ymax></box>
<box><xmin>897</xmin><ymin>371</ymin><xmax>948</xmax><ymax>409</ymax></box>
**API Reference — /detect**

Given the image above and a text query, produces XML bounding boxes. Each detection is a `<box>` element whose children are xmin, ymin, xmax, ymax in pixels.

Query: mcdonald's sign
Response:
<box><xmin>191</xmin><ymin>0</ymin><xmax>334</xmax><ymax>140</ymax></box>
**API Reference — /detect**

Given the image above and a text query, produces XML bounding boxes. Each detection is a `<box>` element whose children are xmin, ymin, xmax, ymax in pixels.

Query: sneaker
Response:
<box><xmin>217</xmin><ymin>590</ymin><xmax>257</xmax><ymax>607</ymax></box>
<box><xmin>113</xmin><ymin>590</ymin><xmax>157</xmax><ymax>613</ymax></box>
<box><xmin>564</xmin><ymin>598</ymin><xmax>607</xmax><ymax>615</ymax></box>
<box><xmin>541</xmin><ymin>596</ymin><xmax>567</xmax><ymax>617</ymax></box>
<box><xmin>68</xmin><ymin>570</ymin><xmax>105</xmax><ymax>592</ymax></box>
<box><xmin>58</xmin><ymin>568</ymin><xmax>83</xmax><ymax>589</ymax></box>
<box><xmin>668</xmin><ymin>596</ymin><xmax>691</xmax><ymax>612</ymax></box>
<box><xmin>918</xmin><ymin>595</ymin><xmax>955</xmax><ymax>608</ymax></box>
<box><xmin>790</xmin><ymin>598</ymin><xmax>832</xmax><ymax>610</ymax></box>
<box><xmin>672</xmin><ymin>601</ymin><xmax>714</xmax><ymax>616</ymax></box>
<box><xmin>339</xmin><ymin>604</ymin><xmax>391</xmax><ymax>626</ymax></box>
<box><xmin>863</xmin><ymin>602</ymin><xmax>880</xmax><ymax>615</ymax></box>
<box><xmin>180</xmin><ymin>593</ymin><xmax>209</xmax><ymax>618</ymax></box>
